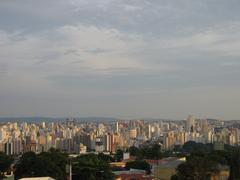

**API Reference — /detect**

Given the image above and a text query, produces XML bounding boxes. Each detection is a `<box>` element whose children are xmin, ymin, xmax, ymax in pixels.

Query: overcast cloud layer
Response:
<box><xmin>1</xmin><ymin>0</ymin><xmax>240</xmax><ymax>120</ymax></box>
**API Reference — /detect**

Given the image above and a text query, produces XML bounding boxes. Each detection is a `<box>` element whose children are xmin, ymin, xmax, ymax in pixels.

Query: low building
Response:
<box><xmin>19</xmin><ymin>177</ymin><xmax>55</xmax><ymax>180</ymax></box>
<box><xmin>210</xmin><ymin>165</ymin><xmax>230</xmax><ymax>180</ymax></box>
<box><xmin>153</xmin><ymin>157</ymin><xmax>186</xmax><ymax>180</ymax></box>
<box><xmin>114</xmin><ymin>169</ymin><xmax>153</xmax><ymax>180</ymax></box>
<box><xmin>213</xmin><ymin>141</ymin><xmax>224</xmax><ymax>151</ymax></box>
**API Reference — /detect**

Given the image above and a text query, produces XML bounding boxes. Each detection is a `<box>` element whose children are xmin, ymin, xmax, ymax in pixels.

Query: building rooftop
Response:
<box><xmin>19</xmin><ymin>177</ymin><xmax>55</xmax><ymax>180</ymax></box>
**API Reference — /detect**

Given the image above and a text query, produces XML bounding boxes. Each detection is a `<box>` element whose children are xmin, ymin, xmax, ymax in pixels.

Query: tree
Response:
<box><xmin>138</xmin><ymin>144</ymin><xmax>162</xmax><ymax>160</ymax></box>
<box><xmin>229</xmin><ymin>148</ymin><xmax>240</xmax><ymax>180</ymax></box>
<box><xmin>172</xmin><ymin>144</ymin><xmax>240</xmax><ymax>180</ymax></box>
<box><xmin>72</xmin><ymin>154</ymin><xmax>114</xmax><ymax>180</ymax></box>
<box><xmin>173</xmin><ymin>155</ymin><xmax>219</xmax><ymax>180</ymax></box>
<box><xmin>98</xmin><ymin>153</ymin><xmax>114</xmax><ymax>163</ymax></box>
<box><xmin>182</xmin><ymin>141</ymin><xmax>213</xmax><ymax>153</ymax></box>
<box><xmin>14</xmin><ymin>152</ymin><xmax>40</xmax><ymax>180</ymax></box>
<box><xmin>14</xmin><ymin>149</ymin><xmax>68</xmax><ymax>180</ymax></box>
<box><xmin>151</xmin><ymin>144</ymin><xmax>162</xmax><ymax>160</ymax></box>
<box><xmin>126</xmin><ymin>160</ymin><xmax>151</xmax><ymax>174</ymax></box>
<box><xmin>129</xmin><ymin>146</ymin><xmax>139</xmax><ymax>157</ymax></box>
<box><xmin>38</xmin><ymin>148</ymin><xmax>68</xmax><ymax>180</ymax></box>
<box><xmin>174</xmin><ymin>163</ymin><xmax>194</xmax><ymax>180</ymax></box>
<box><xmin>114</xmin><ymin>149</ymin><xmax>123</xmax><ymax>162</ymax></box>
<box><xmin>170</xmin><ymin>174</ymin><xmax>179</xmax><ymax>180</ymax></box>
<box><xmin>0</xmin><ymin>152</ymin><xmax>13</xmax><ymax>179</ymax></box>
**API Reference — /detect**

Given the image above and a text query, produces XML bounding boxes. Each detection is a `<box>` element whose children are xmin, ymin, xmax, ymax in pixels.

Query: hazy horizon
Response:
<box><xmin>1</xmin><ymin>1</ymin><xmax>240</xmax><ymax>120</ymax></box>
<box><xmin>0</xmin><ymin>115</ymin><xmax>236</xmax><ymax>121</ymax></box>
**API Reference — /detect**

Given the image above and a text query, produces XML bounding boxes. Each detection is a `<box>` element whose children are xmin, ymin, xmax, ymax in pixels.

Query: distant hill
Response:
<box><xmin>0</xmin><ymin>117</ymin><xmax>119</xmax><ymax>123</ymax></box>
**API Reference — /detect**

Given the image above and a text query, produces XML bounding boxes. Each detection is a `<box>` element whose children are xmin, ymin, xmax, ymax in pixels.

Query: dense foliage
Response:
<box><xmin>14</xmin><ymin>148</ymin><xmax>68</xmax><ymax>180</ymax></box>
<box><xmin>0</xmin><ymin>152</ymin><xmax>13</xmax><ymax>179</ymax></box>
<box><xmin>12</xmin><ymin>142</ymin><xmax>240</xmax><ymax>180</ymax></box>
<box><xmin>72</xmin><ymin>153</ymin><xmax>114</xmax><ymax>180</ymax></box>
<box><xmin>114</xmin><ymin>149</ymin><xmax>123</xmax><ymax>162</ymax></box>
<box><xmin>229</xmin><ymin>148</ymin><xmax>240</xmax><ymax>180</ymax></box>
<box><xmin>182</xmin><ymin>141</ymin><xmax>213</xmax><ymax>153</ymax></box>
<box><xmin>172</xmin><ymin>153</ymin><xmax>219</xmax><ymax>180</ymax></box>
<box><xmin>125</xmin><ymin>160</ymin><xmax>151</xmax><ymax>174</ymax></box>
<box><xmin>128</xmin><ymin>144</ymin><xmax>162</xmax><ymax>160</ymax></box>
<box><xmin>171</xmin><ymin>142</ymin><xmax>240</xmax><ymax>180</ymax></box>
<box><xmin>15</xmin><ymin>150</ymin><xmax>115</xmax><ymax>180</ymax></box>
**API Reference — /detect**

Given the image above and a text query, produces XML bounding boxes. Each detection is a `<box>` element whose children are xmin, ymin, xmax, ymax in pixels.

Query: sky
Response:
<box><xmin>0</xmin><ymin>0</ymin><xmax>240</xmax><ymax>120</ymax></box>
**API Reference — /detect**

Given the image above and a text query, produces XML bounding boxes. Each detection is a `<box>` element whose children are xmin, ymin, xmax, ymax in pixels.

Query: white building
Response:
<box><xmin>19</xmin><ymin>177</ymin><xmax>55</xmax><ymax>180</ymax></box>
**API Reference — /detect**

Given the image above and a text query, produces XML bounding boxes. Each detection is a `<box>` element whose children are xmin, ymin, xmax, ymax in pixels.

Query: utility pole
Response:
<box><xmin>69</xmin><ymin>158</ymin><xmax>72</xmax><ymax>180</ymax></box>
<box><xmin>66</xmin><ymin>158</ymin><xmax>72</xmax><ymax>180</ymax></box>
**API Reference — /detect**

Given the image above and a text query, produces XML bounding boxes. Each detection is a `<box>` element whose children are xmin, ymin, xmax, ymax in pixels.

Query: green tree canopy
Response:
<box><xmin>229</xmin><ymin>148</ymin><xmax>240</xmax><ymax>180</ymax></box>
<box><xmin>72</xmin><ymin>153</ymin><xmax>114</xmax><ymax>180</ymax></box>
<box><xmin>114</xmin><ymin>149</ymin><xmax>123</xmax><ymax>162</ymax></box>
<box><xmin>138</xmin><ymin>144</ymin><xmax>162</xmax><ymax>160</ymax></box>
<box><xmin>0</xmin><ymin>152</ymin><xmax>13</xmax><ymax>179</ymax></box>
<box><xmin>125</xmin><ymin>160</ymin><xmax>151</xmax><ymax>174</ymax></box>
<box><xmin>172</xmin><ymin>153</ymin><xmax>220</xmax><ymax>180</ymax></box>
<box><xmin>182</xmin><ymin>141</ymin><xmax>213</xmax><ymax>153</ymax></box>
<box><xmin>98</xmin><ymin>153</ymin><xmax>114</xmax><ymax>163</ymax></box>
<box><xmin>14</xmin><ymin>149</ymin><xmax>68</xmax><ymax>180</ymax></box>
<box><xmin>172</xmin><ymin>144</ymin><xmax>240</xmax><ymax>180</ymax></box>
<box><xmin>128</xmin><ymin>146</ymin><xmax>139</xmax><ymax>156</ymax></box>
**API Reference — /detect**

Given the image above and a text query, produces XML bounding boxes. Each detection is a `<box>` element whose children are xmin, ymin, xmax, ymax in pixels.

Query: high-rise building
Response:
<box><xmin>116</xmin><ymin>122</ymin><xmax>119</xmax><ymax>133</ymax></box>
<box><xmin>13</xmin><ymin>138</ymin><xmax>22</xmax><ymax>155</ymax></box>
<box><xmin>104</xmin><ymin>133</ymin><xmax>114</xmax><ymax>152</ymax></box>
<box><xmin>186</xmin><ymin>115</ymin><xmax>195</xmax><ymax>132</ymax></box>
<box><xmin>5</xmin><ymin>141</ymin><xmax>13</xmax><ymax>155</ymax></box>
<box><xmin>129</xmin><ymin>129</ymin><xmax>137</xmax><ymax>139</ymax></box>
<box><xmin>164</xmin><ymin>131</ymin><xmax>175</xmax><ymax>150</ymax></box>
<box><xmin>148</xmin><ymin>124</ymin><xmax>152</xmax><ymax>139</ymax></box>
<box><xmin>95</xmin><ymin>137</ymin><xmax>104</xmax><ymax>152</ymax></box>
<box><xmin>0</xmin><ymin>128</ymin><xmax>7</xmax><ymax>141</ymax></box>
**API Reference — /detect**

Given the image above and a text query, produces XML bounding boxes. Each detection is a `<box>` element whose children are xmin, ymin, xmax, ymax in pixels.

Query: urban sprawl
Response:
<box><xmin>1</xmin><ymin>115</ymin><xmax>238</xmax><ymax>155</ymax></box>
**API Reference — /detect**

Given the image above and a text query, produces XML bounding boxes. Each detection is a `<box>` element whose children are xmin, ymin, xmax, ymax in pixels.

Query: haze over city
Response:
<box><xmin>1</xmin><ymin>0</ymin><xmax>240</xmax><ymax>119</ymax></box>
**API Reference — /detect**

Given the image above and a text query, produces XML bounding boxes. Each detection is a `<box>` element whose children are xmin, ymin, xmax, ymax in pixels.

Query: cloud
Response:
<box><xmin>0</xmin><ymin>23</ymin><xmax>178</xmax><ymax>81</ymax></box>
<box><xmin>63</xmin><ymin>49</ymin><xmax>81</xmax><ymax>56</ymax></box>
<box><xmin>0</xmin><ymin>62</ymin><xmax>8</xmax><ymax>76</ymax></box>
<box><xmin>1</xmin><ymin>0</ymin><xmax>240</xmax><ymax>118</ymax></box>
<box><xmin>1</xmin><ymin>21</ymin><xmax>240</xmax><ymax>91</ymax></box>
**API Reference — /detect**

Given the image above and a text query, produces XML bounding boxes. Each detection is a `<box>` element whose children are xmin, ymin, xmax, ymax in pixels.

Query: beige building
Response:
<box><xmin>153</xmin><ymin>157</ymin><xmax>186</xmax><ymax>180</ymax></box>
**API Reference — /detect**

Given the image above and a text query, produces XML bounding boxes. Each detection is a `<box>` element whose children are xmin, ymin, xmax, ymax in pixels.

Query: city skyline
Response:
<box><xmin>0</xmin><ymin>115</ymin><xmax>238</xmax><ymax>122</ymax></box>
<box><xmin>0</xmin><ymin>116</ymin><xmax>237</xmax><ymax>179</ymax></box>
<box><xmin>1</xmin><ymin>0</ymin><xmax>240</xmax><ymax>119</ymax></box>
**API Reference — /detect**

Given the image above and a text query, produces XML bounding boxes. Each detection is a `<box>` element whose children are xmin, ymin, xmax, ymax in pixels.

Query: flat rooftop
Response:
<box><xmin>19</xmin><ymin>177</ymin><xmax>55</xmax><ymax>180</ymax></box>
